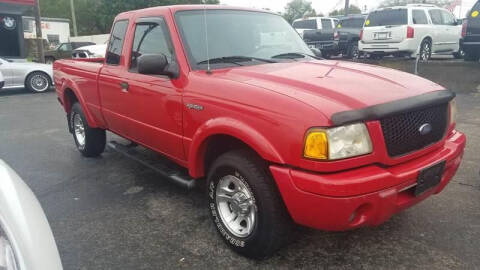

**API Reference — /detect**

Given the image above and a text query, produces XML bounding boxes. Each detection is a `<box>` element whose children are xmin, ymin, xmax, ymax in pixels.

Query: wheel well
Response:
<box><xmin>422</xmin><ymin>36</ymin><xmax>432</xmax><ymax>44</ymax></box>
<box><xmin>203</xmin><ymin>135</ymin><xmax>261</xmax><ymax>177</ymax></box>
<box><xmin>64</xmin><ymin>88</ymin><xmax>78</xmax><ymax>113</ymax></box>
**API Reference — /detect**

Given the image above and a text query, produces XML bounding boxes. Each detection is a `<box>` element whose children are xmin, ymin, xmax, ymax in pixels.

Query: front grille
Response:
<box><xmin>380</xmin><ymin>103</ymin><xmax>448</xmax><ymax>157</ymax></box>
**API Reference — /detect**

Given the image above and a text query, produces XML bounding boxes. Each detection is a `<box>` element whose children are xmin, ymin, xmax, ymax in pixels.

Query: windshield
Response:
<box><xmin>366</xmin><ymin>9</ymin><xmax>408</xmax><ymax>27</ymax></box>
<box><xmin>175</xmin><ymin>10</ymin><xmax>313</xmax><ymax>70</ymax></box>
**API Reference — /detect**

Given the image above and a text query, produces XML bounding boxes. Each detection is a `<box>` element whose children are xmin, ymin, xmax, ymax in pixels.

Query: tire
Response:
<box><xmin>25</xmin><ymin>71</ymin><xmax>51</xmax><ymax>93</ymax></box>
<box><xmin>45</xmin><ymin>57</ymin><xmax>55</xmax><ymax>65</ymax></box>
<box><xmin>207</xmin><ymin>149</ymin><xmax>292</xmax><ymax>259</ymax></box>
<box><xmin>321</xmin><ymin>50</ymin><xmax>331</xmax><ymax>59</ymax></box>
<box><xmin>419</xmin><ymin>39</ymin><xmax>432</xmax><ymax>61</ymax></box>
<box><xmin>346</xmin><ymin>41</ymin><xmax>360</xmax><ymax>59</ymax></box>
<box><xmin>463</xmin><ymin>51</ymin><xmax>480</xmax><ymax>62</ymax></box>
<box><xmin>70</xmin><ymin>102</ymin><xmax>106</xmax><ymax>157</ymax></box>
<box><xmin>453</xmin><ymin>48</ymin><xmax>464</xmax><ymax>59</ymax></box>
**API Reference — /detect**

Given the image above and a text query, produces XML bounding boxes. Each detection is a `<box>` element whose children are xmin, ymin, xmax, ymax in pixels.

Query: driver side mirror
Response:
<box><xmin>137</xmin><ymin>54</ymin><xmax>178</xmax><ymax>78</ymax></box>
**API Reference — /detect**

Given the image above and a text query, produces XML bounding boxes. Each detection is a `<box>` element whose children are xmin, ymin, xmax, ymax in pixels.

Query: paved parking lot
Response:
<box><xmin>1</xmin><ymin>60</ymin><xmax>479</xmax><ymax>269</ymax></box>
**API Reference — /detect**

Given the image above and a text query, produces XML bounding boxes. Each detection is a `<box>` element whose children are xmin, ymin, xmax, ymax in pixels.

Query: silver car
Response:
<box><xmin>0</xmin><ymin>58</ymin><xmax>53</xmax><ymax>93</ymax></box>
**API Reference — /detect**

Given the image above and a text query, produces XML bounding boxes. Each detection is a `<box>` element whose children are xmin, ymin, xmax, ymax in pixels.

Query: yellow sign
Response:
<box><xmin>365</xmin><ymin>19</ymin><xmax>370</xmax><ymax>26</ymax></box>
<box><xmin>472</xmin><ymin>10</ymin><xmax>479</xmax><ymax>18</ymax></box>
<box><xmin>337</xmin><ymin>24</ymin><xmax>342</xmax><ymax>28</ymax></box>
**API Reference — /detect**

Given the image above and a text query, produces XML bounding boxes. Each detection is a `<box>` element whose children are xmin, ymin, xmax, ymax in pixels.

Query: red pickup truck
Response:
<box><xmin>54</xmin><ymin>5</ymin><xmax>466</xmax><ymax>258</ymax></box>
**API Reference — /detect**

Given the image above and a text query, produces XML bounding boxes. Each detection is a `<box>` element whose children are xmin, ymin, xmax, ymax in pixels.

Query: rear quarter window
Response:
<box><xmin>365</xmin><ymin>9</ymin><xmax>408</xmax><ymax>27</ymax></box>
<box><xmin>412</xmin><ymin>10</ymin><xmax>429</xmax><ymax>24</ymax></box>
<box><xmin>293</xmin><ymin>19</ymin><xmax>317</xmax><ymax>29</ymax></box>
<box><xmin>321</xmin><ymin>19</ymin><xmax>332</xmax><ymax>29</ymax></box>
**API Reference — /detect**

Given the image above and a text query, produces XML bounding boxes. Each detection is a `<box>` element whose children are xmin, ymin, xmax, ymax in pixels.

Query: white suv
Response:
<box><xmin>359</xmin><ymin>4</ymin><xmax>461</xmax><ymax>60</ymax></box>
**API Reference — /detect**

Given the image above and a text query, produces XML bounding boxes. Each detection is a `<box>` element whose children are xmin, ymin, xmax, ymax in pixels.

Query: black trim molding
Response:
<box><xmin>331</xmin><ymin>90</ymin><xmax>456</xmax><ymax>126</ymax></box>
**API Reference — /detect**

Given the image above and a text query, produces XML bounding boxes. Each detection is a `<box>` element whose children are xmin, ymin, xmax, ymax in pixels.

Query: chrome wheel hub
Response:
<box><xmin>73</xmin><ymin>114</ymin><xmax>86</xmax><ymax>148</ymax></box>
<box><xmin>216</xmin><ymin>174</ymin><xmax>256</xmax><ymax>238</ymax></box>
<box><xmin>421</xmin><ymin>43</ymin><xmax>431</xmax><ymax>61</ymax></box>
<box><xmin>31</xmin><ymin>74</ymin><xmax>48</xmax><ymax>92</ymax></box>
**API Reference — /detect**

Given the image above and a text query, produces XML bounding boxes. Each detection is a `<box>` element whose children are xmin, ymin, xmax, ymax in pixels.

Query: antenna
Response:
<box><xmin>203</xmin><ymin>4</ymin><xmax>212</xmax><ymax>74</ymax></box>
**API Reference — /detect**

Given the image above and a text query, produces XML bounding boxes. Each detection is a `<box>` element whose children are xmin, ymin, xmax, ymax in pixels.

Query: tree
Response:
<box><xmin>329</xmin><ymin>4</ymin><xmax>362</xmax><ymax>16</ymax></box>
<box><xmin>39</xmin><ymin>0</ymin><xmax>219</xmax><ymax>36</ymax></box>
<box><xmin>283</xmin><ymin>0</ymin><xmax>319</xmax><ymax>24</ymax></box>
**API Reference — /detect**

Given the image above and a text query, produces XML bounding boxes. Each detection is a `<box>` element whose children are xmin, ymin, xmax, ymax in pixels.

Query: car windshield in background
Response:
<box><xmin>339</xmin><ymin>18</ymin><xmax>365</xmax><ymax>28</ymax></box>
<box><xmin>293</xmin><ymin>19</ymin><xmax>317</xmax><ymax>29</ymax></box>
<box><xmin>175</xmin><ymin>10</ymin><xmax>312</xmax><ymax>70</ymax></box>
<box><xmin>365</xmin><ymin>9</ymin><xmax>408</xmax><ymax>27</ymax></box>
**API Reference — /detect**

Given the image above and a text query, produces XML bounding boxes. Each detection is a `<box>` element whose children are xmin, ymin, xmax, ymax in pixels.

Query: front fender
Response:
<box><xmin>187</xmin><ymin>117</ymin><xmax>285</xmax><ymax>178</ymax></box>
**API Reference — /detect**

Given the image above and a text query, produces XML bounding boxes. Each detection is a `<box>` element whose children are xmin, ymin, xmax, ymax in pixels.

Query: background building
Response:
<box><xmin>0</xmin><ymin>0</ymin><xmax>34</xmax><ymax>58</ymax></box>
<box><xmin>23</xmin><ymin>16</ymin><xmax>70</xmax><ymax>49</ymax></box>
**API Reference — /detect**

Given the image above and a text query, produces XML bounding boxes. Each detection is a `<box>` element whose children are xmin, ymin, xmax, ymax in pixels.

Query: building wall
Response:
<box><xmin>23</xmin><ymin>17</ymin><xmax>70</xmax><ymax>49</ymax></box>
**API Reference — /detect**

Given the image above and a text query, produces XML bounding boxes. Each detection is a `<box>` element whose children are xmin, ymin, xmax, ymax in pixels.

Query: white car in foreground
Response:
<box><xmin>359</xmin><ymin>4</ymin><xmax>461</xmax><ymax>60</ymax></box>
<box><xmin>0</xmin><ymin>160</ymin><xmax>63</xmax><ymax>270</ymax></box>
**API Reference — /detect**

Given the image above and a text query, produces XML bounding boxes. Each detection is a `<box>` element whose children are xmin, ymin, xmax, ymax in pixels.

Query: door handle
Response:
<box><xmin>120</xmin><ymin>82</ymin><xmax>129</xmax><ymax>92</ymax></box>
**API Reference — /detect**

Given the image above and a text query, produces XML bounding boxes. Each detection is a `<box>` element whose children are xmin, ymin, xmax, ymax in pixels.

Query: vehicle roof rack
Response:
<box><xmin>406</xmin><ymin>4</ymin><xmax>437</xmax><ymax>7</ymax></box>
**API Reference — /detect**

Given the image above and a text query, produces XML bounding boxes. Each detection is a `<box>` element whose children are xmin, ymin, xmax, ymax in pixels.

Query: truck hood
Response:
<box><xmin>216</xmin><ymin>60</ymin><xmax>444</xmax><ymax>122</ymax></box>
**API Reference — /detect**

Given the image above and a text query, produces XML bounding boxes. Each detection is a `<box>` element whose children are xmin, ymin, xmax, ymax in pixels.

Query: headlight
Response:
<box><xmin>449</xmin><ymin>98</ymin><xmax>457</xmax><ymax>125</ymax></box>
<box><xmin>304</xmin><ymin>123</ymin><xmax>373</xmax><ymax>160</ymax></box>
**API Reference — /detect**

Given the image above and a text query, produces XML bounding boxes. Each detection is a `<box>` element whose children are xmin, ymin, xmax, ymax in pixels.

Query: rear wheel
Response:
<box><xmin>70</xmin><ymin>103</ymin><xmax>106</xmax><ymax>157</ymax></box>
<box><xmin>321</xmin><ymin>50</ymin><xmax>331</xmax><ymax>59</ymax></box>
<box><xmin>25</xmin><ymin>72</ymin><xmax>51</xmax><ymax>93</ymax></box>
<box><xmin>207</xmin><ymin>149</ymin><xmax>292</xmax><ymax>259</ymax></box>
<box><xmin>346</xmin><ymin>41</ymin><xmax>360</xmax><ymax>59</ymax></box>
<box><xmin>463</xmin><ymin>51</ymin><xmax>480</xmax><ymax>62</ymax></box>
<box><xmin>419</xmin><ymin>39</ymin><xmax>432</xmax><ymax>61</ymax></box>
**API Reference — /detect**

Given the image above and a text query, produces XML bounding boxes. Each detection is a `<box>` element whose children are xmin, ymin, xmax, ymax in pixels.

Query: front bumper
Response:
<box><xmin>270</xmin><ymin>131</ymin><xmax>466</xmax><ymax>231</ymax></box>
<box><xmin>307</xmin><ymin>41</ymin><xmax>339</xmax><ymax>53</ymax></box>
<box><xmin>359</xmin><ymin>39</ymin><xmax>416</xmax><ymax>55</ymax></box>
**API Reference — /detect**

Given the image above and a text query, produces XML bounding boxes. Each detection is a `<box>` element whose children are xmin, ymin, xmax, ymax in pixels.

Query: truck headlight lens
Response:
<box><xmin>304</xmin><ymin>123</ymin><xmax>373</xmax><ymax>160</ymax></box>
<box><xmin>449</xmin><ymin>98</ymin><xmax>457</xmax><ymax>125</ymax></box>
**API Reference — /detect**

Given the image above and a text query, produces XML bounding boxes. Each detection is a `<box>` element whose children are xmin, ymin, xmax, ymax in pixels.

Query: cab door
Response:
<box><xmin>428</xmin><ymin>9</ymin><xmax>449</xmax><ymax>52</ymax></box>
<box><xmin>98</xmin><ymin>19</ymin><xmax>133</xmax><ymax>138</ymax></box>
<box><xmin>57</xmin><ymin>43</ymin><xmax>73</xmax><ymax>59</ymax></box>
<box><xmin>440</xmin><ymin>9</ymin><xmax>460</xmax><ymax>52</ymax></box>
<box><xmin>121</xmin><ymin>16</ymin><xmax>184</xmax><ymax>161</ymax></box>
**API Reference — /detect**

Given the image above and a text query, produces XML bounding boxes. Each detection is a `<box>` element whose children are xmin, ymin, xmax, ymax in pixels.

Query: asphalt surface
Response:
<box><xmin>0</xmin><ymin>60</ymin><xmax>480</xmax><ymax>269</ymax></box>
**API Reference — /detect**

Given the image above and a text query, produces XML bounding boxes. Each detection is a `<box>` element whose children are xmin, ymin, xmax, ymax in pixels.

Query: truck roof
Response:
<box><xmin>116</xmin><ymin>4</ymin><xmax>275</xmax><ymax>19</ymax></box>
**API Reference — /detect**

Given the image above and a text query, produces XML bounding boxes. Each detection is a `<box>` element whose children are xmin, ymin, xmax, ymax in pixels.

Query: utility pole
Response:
<box><xmin>344</xmin><ymin>0</ymin><xmax>350</xmax><ymax>16</ymax></box>
<box><xmin>33</xmin><ymin>0</ymin><xmax>45</xmax><ymax>63</ymax></box>
<box><xmin>70</xmin><ymin>0</ymin><xmax>78</xmax><ymax>37</ymax></box>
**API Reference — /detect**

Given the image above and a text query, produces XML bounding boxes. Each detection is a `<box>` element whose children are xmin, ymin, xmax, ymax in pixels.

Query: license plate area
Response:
<box><xmin>415</xmin><ymin>161</ymin><xmax>446</xmax><ymax>196</ymax></box>
<box><xmin>374</xmin><ymin>32</ymin><xmax>391</xmax><ymax>40</ymax></box>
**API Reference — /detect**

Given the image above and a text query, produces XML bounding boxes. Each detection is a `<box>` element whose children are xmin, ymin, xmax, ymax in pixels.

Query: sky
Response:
<box><xmin>220</xmin><ymin>0</ymin><xmax>477</xmax><ymax>18</ymax></box>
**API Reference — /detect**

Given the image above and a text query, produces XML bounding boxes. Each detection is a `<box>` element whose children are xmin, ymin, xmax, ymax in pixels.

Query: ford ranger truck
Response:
<box><xmin>53</xmin><ymin>5</ymin><xmax>466</xmax><ymax>259</ymax></box>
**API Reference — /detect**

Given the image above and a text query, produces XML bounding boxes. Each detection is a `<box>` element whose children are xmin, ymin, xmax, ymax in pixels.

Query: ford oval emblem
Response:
<box><xmin>419</xmin><ymin>123</ymin><xmax>432</xmax><ymax>135</ymax></box>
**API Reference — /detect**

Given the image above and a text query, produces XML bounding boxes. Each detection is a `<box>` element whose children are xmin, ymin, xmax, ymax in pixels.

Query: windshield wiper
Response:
<box><xmin>271</xmin><ymin>52</ymin><xmax>320</xmax><ymax>60</ymax></box>
<box><xmin>197</xmin><ymin>56</ymin><xmax>277</xmax><ymax>65</ymax></box>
